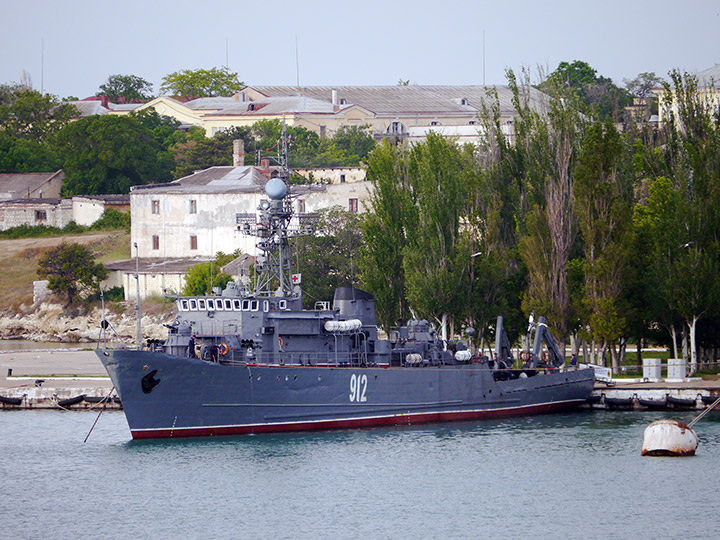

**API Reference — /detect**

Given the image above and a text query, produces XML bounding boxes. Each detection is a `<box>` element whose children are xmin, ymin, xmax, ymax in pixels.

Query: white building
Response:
<box><xmin>130</xmin><ymin>165</ymin><xmax>371</xmax><ymax>260</ymax></box>
<box><xmin>118</xmin><ymin>164</ymin><xmax>371</xmax><ymax>299</ymax></box>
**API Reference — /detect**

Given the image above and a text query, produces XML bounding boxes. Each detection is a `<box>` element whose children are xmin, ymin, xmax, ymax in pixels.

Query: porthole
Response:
<box><xmin>293</xmin><ymin>375</ymin><xmax>297</xmax><ymax>381</ymax></box>
<box><xmin>317</xmin><ymin>376</ymin><xmax>322</xmax><ymax>382</ymax></box>
<box><xmin>285</xmin><ymin>375</ymin><xmax>289</xmax><ymax>381</ymax></box>
<box><xmin>257</xmin><ymin>374</ymin><xmax>262</xmax><ymax>381</ymax></box>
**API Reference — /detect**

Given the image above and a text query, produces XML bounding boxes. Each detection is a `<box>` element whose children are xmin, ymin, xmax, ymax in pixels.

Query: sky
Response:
<box><xmin>1</xmin><ymin>0</ymin><xmax>719</xmax><ymax>99</ymax></box>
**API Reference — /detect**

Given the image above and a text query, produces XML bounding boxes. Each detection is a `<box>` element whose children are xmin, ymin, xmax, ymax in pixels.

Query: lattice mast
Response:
<box><xmin>240</xmin><ymin>124</ymin><xmax>307</xmax><ymax>298</ymax></box>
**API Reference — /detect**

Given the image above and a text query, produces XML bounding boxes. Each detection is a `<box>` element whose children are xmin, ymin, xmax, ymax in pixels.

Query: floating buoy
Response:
<box><xmin>641</xmin><ymin>395</ymin><xmax>720</xmax><ymax>456</ymax></box>
<box><xmin>642</xmin><ymin>419</ymin><xmax>698</xmax><ymax>456</ymax></box>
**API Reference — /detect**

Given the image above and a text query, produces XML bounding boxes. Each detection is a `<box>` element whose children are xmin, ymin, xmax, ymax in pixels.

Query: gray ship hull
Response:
<box><xmin>97</xmin><ymin>348</ymin><xmax>595</xmax><ymax>439</ymax></box>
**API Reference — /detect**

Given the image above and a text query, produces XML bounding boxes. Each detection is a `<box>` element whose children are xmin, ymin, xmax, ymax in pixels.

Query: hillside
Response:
<box><xmin>0</xmin><ymin>231</ymin><xmax>130</xmax><ymax>310</ymax></box>
<box><xmin>0</xmin><ymin>231</ymin><xmax>178</xmax><ymax>342</ymax></box>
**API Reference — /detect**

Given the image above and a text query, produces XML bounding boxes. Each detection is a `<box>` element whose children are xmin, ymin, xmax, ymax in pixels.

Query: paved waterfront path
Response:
<box><xmin>0</xmin><ymin>348</ymin><xmax>112</xmax><ymax>392</ymax></box>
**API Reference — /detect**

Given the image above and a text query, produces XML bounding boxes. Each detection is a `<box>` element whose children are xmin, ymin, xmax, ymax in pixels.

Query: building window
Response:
<box><xmin>152</xmin><ymin>235</ymin><xmax>159</xmax><ymax>250</ymax></box>
<box><xmin>461</xmin><ymin>98</ymin><xmax>469</xmax><ymax>106</ymax></box>
<box><xmin>339</xmin><ymin>98</ymin><xmax>347</xmax><ymax>105</ymax></box>
<box><xmin>189</xmin><ymin>200</ymin><xmax>197</xmax><ymax>214</ymax></box>
<box><xmin>298</xmin><ymin>200</ymin><xmax>306</xmax><ymax>214</ymax></box>
<box><xmin>190</xmin><ymin>235</ymin><xmax>198</xmax><ymax>250</ymax></box>
<box><xmin>387</xmin><ymin>121</ymin><xmax>405</xmax><ymax>135</ymax></box>
<box><xmin>340</xmin><ymin>174</ymin><xmax>346</xmax><ymax>183</ymax></box>
<box><xmin>35</xmin><ymin>210</ymin><xmax>47</xmax><ymax>221</ymax></box>
<box><xmin>319</xmin><ymin>125</ymin><xmax>326</xmax><ymax>138</ymax></box>
<box><xmin>151</xmin><ymin>200</ymin><xmax>160</xmax><ymax>214</ymax></box>
<box><xmin>349</xmin><ymin>198</ymin><xmax>358</xmax><ymax>213</ymax></box>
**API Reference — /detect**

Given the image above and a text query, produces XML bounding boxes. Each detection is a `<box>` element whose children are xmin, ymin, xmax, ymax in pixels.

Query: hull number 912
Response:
<box><xmin>349</xmin><ymin>373</ymin><xmax>368</xmax><ymax>402</ymax></box>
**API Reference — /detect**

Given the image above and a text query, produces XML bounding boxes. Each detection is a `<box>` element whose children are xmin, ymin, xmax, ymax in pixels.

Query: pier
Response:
<box><xmin>1</xmin><ymin>348</ymin><xmax>120</xmax><ymax>409</ymax></box>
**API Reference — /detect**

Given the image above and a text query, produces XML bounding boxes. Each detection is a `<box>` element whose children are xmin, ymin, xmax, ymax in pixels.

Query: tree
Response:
<box><xmin>57</xmin><ymin>115</ymin><xmax>174</xmax><ymax>195</ymax></box>
<box><xmin>294</xmin><ymin>207</ymin><xmax>364</xmax><ymax>308</ymax></box>
<box><xmin>624</xmin><ymin>72</ymin><xmax>664</xmax><ymax>98</ymax></box>
<box><xmin>574</xmin><ymin>118</ymin><xmax>634</xmax><ymax>369</ymax></box>
<box><xmin>540</xmin><ymin>60</ymin><xmax>631</xmax><ymax>121</ymax></box>
<box><xmin>160</xmin><ymin>67</ymin><xmax>243</xmax><ymax>98</ymax></box>
<box><xmin>172</xmin><ymin>127</ymin><xmax>248</xmax><ymax>179</ymax></box>
<box><xmin>0</xmin><ymin>88</ymin><xmax>77</xmax><ymax>143</ymax></box>
<box><xmin>360</xmin><ymin>139</ymin><xmax>414</xmax><ymax>330</ymax></box>
<box><xmin>37</xmin><ymin>243</ymin><xmax>107</xmax><ymax>305</ymax></box>
<box><xmin>131</xmin><ymin>109</ymin><xmax>186</xmax><ymax>150</ymax></box>
<box><xmin>182</xmin><ymin>257</ymin><xmax>233</xmax><ymax>296</ymax></box>
<box><xmin>513</xmin><ymin>69</ymin><xmax>586</xmax><ymax>345</ymax></box>
<box><xmin>402</xmin><ymin>133</ymin><xmax>473</xmax><ymax>341</ymax></box>
<box><xmin>0</xmin><ymin>87</ymin><xmax>77</xmax><ymax>173</ymax></box>
<box><xmin>97</xmin><ymin>74</ymin><xmax>153</xmax><ymax>103</ymax></box>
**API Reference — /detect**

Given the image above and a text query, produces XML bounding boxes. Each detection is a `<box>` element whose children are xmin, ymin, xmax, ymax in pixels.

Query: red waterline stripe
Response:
<box><xmin>130</xmin><ymin>400</ymin><xmax>584</xmax><ymax>439</ymax></box>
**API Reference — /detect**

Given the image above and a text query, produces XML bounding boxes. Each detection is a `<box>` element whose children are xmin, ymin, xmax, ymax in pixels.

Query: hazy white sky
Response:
<box><xmin>2</xmin><ymin>0</ymin><xmax>718</xmax><ymax>99</ymax></box>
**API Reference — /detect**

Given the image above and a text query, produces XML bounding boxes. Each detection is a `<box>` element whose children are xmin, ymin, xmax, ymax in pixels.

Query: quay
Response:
<box><xmin>2</xmin><ymin>347</ymin><xmax>720</xmax><ymax>412</ymax></box>
<box><xmin>0</xmin><ymin>348</ymin><xmax>120</xmax><ymax>409</ymax></box>
<box><xmin>586</xmin><ymin>379</ymin><xmax>720</xmax><ymax>410</ymax></box>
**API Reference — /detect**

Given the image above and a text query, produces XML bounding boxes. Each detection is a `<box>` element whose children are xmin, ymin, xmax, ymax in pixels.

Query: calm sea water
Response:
<box><xmin>1</xmin><ymin>410</ymin><xmax>718</xmax><ymax>540</ymax></box>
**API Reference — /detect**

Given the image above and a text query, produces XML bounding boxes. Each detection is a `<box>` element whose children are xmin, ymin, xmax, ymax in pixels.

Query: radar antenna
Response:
<box><xmin>238</xmin><ymin>124</ymin><xmax>312</xmax><ymax>297</ymax></box>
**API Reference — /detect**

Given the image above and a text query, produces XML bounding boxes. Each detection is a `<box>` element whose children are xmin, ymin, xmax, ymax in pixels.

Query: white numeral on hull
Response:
<box><xmin>349</xmin><ymin>373</ymin><xmax>367</xmax><ymax>402</ymax></box>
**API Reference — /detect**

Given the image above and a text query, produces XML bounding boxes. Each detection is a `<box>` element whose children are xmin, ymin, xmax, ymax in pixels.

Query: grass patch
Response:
<box><xmin>0</xmin><ymin>231</ymin><xmax>130</xmax><ymax>311</ymax></box>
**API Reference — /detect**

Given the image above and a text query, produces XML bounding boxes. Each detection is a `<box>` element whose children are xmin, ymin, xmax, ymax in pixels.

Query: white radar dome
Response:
<box><xmin>265</xmin><ymin>178</ymin><xmax>288</xmax><ymax>200</ymax></box>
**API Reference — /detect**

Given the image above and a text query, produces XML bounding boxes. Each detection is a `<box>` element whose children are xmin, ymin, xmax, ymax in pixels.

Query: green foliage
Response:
<box><xmin>0</xmin><ymin>89</ymin><xmax>78</xmax><ymax>142</ymax></box>
<box><xmin>624</xmin><ymin>72</ymin><xmax>664</xmax><ymax>98</ymax></box>
<box><xmin>172</xmin><ymin>127</ymin><xmax>249</xmax><ymax>179</ymax></box>
<box><xmin>103</xmin><ymin>286</ymin><xmax>126</xmax><ymax>302</ymax></box>
<box><xmin>0</xmin><ymin>88</ymin><xmax>77</xmax><ymax>172</ymax></box>
<box><xmin>89</xmin><ymin>208</ymin><xmax>131</xmax><ymax>232</ymax></box>
<box><xmin>359</xmin><ymin>139</ymin><xmax>413</xmax><ymax>330</ymax></box>
<box><xmin>540</xmin><ymin>60</ymin><xmax>632</xmax><ymax>121</ymax></box>
<box><xmin>181</xmin><ymin>253</ymin><xmax>234</xmax><ymax>296</ymax></box>
<box><xmin>97</xmin><ymin>74</ymin><xmax>153</xmax><ymax>103</ymax></box>
<box><xmin>160</xmin><ymin>67</ymin><xmax>243</xmax><ymax>98</ymax></box>
<box><xmin>294</xmin><ymin>207</ymin><xmax>364</xmax><ymax>308</ymax></box>
<box><xmin>0</xmin><ymin>210</ymin><xmax>129</xmax><ymax>239</ymax></box>
<box><xmin>402</xmin><ymin>133</ymin><xmax>473</xmax><ymax>330</ymax></box>
<box><xmin>131</xmin><ymin>109</ymin><xmax>183</xmax><ymax>149</ymax></box>
<box><xmin>57</xmin><ymin>115</ymin><xmax>174</xmax><ymax>195</ymax></box>
<box><xmin>0</xmin><ymin>133</ymin><xmax>63</xmax><ymax>172</ymax></box>
<box><xmin>37</xmin><ymin>242</ymin><xmax>108</xmax><ymax>305</ymax></box>
<box><xmin>312</xmin><ymin>125</ymin><xmax>376</xmax><ymax>167</ymax></box>
<box><xmin>574</xmin><ymin>119</ymin><xmax>633</xmax><ymax>352</ymax></box>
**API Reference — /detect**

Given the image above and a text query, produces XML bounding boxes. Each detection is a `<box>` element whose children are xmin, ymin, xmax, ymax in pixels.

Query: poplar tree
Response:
<box><xmin>359</xmin><ymin>140</ymin><xmax>413</xmax><ymax>330</ymax></box>
<box><xmin>574</xmin><ymin>118</ymin><xmax>633</xmax><ymax>369</ymax></box>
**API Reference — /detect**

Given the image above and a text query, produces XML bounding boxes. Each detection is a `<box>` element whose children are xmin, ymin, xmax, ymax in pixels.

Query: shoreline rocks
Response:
<box><xmin>0</xmin><ymin>301</ymin><xmax>174</xmax><ymax>343</ymax></box>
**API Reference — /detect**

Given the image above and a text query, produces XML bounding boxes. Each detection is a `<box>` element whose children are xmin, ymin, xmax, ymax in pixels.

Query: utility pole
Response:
<box><xmin>134</xmin><ymin>242</ymin><xmax>142</xmax><ymax>350</ymax></box>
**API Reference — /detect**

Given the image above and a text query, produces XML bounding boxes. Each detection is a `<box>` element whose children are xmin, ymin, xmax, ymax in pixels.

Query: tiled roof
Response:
<box><xmin>0</xmin><ymin>171</ymin><xmax>64</xmax><ymax>197</ymax></box>
<box><xmin>105</xmin><ymin>257</ymin><xmax>214</xmax><ymax>273</ymax></box>
<box><xmin>696</xmin><ymin>64</ymin><xmax>720</xmax><ymax>87</ymax></box>
<box><xmin>247</xmin><ymin>85</ymin><xmax>542</xmax><ymax>116</ymax></box>
<box><xmin>130</xmin><ymin>166</ymin><xmax>325</xmax><ymax>196</ymax></box>
<box><xmin>206</xmin><ymin>96</ymin><xmax>347</xmax><ymax>117</ymax></box>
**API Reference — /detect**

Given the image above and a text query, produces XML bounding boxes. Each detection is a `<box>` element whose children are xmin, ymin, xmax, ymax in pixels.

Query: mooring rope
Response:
<box><xmin>688</xmin><ymin>395</ymin><xmax>720</xmax><ymax>428</ymax></box>
<box><xmin>84</xmin><ymin>386</ymin><xmax>116</xmax><ymax>443</ymax></box>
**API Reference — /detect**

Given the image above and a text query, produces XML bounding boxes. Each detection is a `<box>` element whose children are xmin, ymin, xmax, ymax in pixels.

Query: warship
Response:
<box><xmin>96</xmin><ymin>165</ymin><xmax>594</xmax><ymax>439</ymax></box>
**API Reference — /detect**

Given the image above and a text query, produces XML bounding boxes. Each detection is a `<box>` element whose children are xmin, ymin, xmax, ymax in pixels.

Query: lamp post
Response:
<box><xmin>134</xmin><ymin>242</ymin><xmax>142</xmax><ymax>350</ymax></box>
